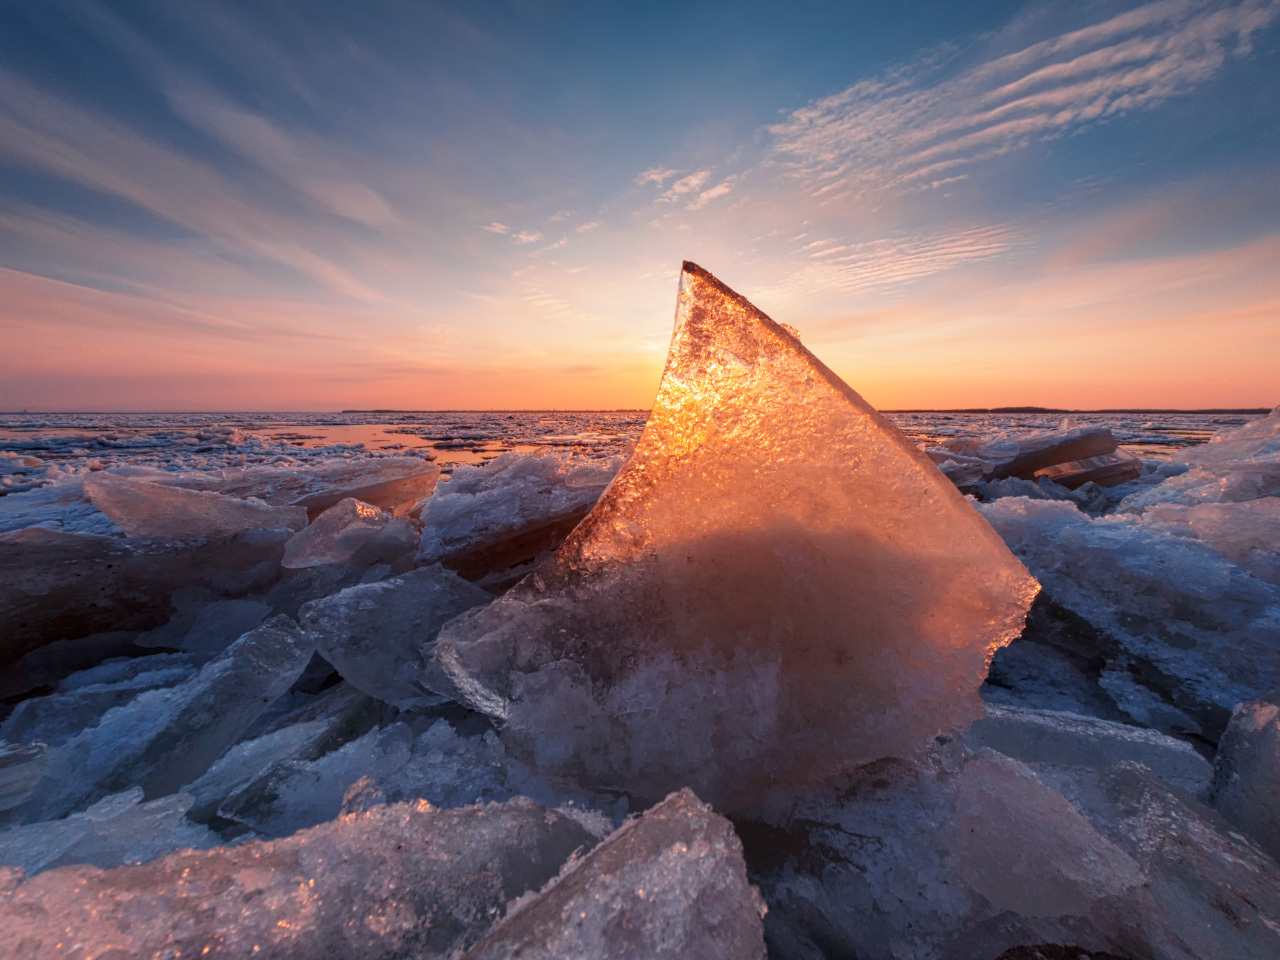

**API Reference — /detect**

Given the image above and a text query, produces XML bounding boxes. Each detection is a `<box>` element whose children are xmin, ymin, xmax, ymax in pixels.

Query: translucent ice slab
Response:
<box><xmin>282</xmin><ymin>497</ymin><xmax>416</xmax><ymax>569</ymax></box>
<box><xmin>9</xmin><ymin>616</ymin><xmax>314</xmax><ymax>824</ymax></box>
<box><xmin>463</xmin><ymin>788</ymin><xmax>766</xmax><ymax>960</ymax></box>
<box><xmin>302</xmin><ymin>565</ymin><xmax>491</xmax><ymax>709</ymax></box>
<box><xmin>0</xmin><ymin>797</ymin><xmax>596</xmax><ymax>959</ymax></box>
<box><xmin>85</xmin><ymin>473</ymin><xmax>306</xmax><ymax>538</ymax></box>
<box><xmin>425</xmin><ymin>263</ymin><xmax>1038</xmax><ymax>809</ymax></box>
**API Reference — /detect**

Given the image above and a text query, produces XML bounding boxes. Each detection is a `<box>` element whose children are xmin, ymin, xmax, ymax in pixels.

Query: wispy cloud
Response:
<box><xmin>658</xmin><ymin>170</ymin><xmax>711</xmax><ymax>202</ymax></box>
<box><xmin>167</xmin><ymin>87</ymin><xmax>400</xmax><ymax>228</ymax></box>
<box><xmin>636</xmin><ymin>165</ymin><xmax>677</xmax><ymax>186</ymax></box>
<box><xmin>512</xmin><ymin>229</ymin><xmax>543</xmax><ymax>245</ymax></box>
<box><xmin>0</xmin><ymin>67</ymin><xmax>386</xmax><ymax>302</ymax></box>
<box><xmin>763</xmin><ymin>223</ymin><xmax>1023</xmax><ymax>306</ymax></box>
<box><xmin>687</xmin><ymin>176</ymin><xmax>737</xmax><ymax>211</ymax></box>
<box><xmin>768</xmin><ymin>0</ymin><xmax>1279</xmax><ymax>202</ymax></box>
<box><xmin>481</xmin><ymin>222</ymin><xmax>511</xmax><ymax>234</ymax></box>
<box><xmin>575</xmin><ymin>220</ymin><xmax>599</xmax><ymax>233</ymax></box>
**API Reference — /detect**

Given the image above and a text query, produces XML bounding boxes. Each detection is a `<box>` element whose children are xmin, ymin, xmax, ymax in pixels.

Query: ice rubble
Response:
<box><xmin>208</xmin><ymin>455</ymin><xmax>442</xmax><ymax>517</ymax></box>
<box><xmin>0</xmin><ymin>787</ymin><xmax>216</xmax><ymax>877</ymax></box>
<box><xmin>85</xmin><ymin>472</ymin><xmax>307</xmax><ymax>538</ymax></box>
<box><xmin>424</xmin><ymin>263</ymin><xmax>1038</xmax><ymax>809</ymax></box>
<box><xmin>746</xmin><ymin>744</ymin><xmax>1280</xmax><ymax>960</ymax></box>
<box><xmin>416</xmin><ymin>448</ymin><xmax>623</xmax><ymax>585</ymax></box>
<box><xmin>0</xmin><ymin>653</ymin><xmax>194</xmax><ymax>746</ymax></box>
<box><xmin>980</xmin><ymin>497</ymin><xmax>1280</xmax><ymax>740</ymax></box>
<box><xmin>1185</xmin><ymin>404</ymin><xmax>1280</xmax><ymax>464</ymax></box>
<box><xmin>213</xmin><ymin>717</ymin><xmax>529</xmax><ymax>839</ymax></box>
<box><xmin>135</xmin><ymin>596</ymin><xmax>272</xmax><ymax>658</ymax></box>
<box><xmin>0</xmin><ymin>798</ymin><xmax>597</xmax><ymax>959</ymax></box>
<box><xmin>928</xmin><ymin>424</ymin><xmax>1140</xmax><ymax>492</ymax></box>
<box><xmin>463</xmin><ymin>788</ymin><xmax>767</xmax><ymax>960</ymax></box>
<box><xmin>301</xmin><ymin>565</ymin><xmax>491</xmax><ymax>708</ymax></box>
<box><xmin>6</xmin><ymin>616</ymin><xmax>314</xmax><ymax>824</ymax></box>
<box><xmin>180</xmin><ymin>682</ymin><xmax>388</xmax><ymax>825</ymax></box>
<box><xmin>282</xmin><ymin>496</ymin><xmax>416</xmax><ymax>569</ymax></box>
<box><xmin>0</xmin><ymin>526</ymin><xmax>289</xmax><ymax>668</ymax></box>
<box><xmin>1136</xmin><ymin>498</ymin><xmax>1280</xmax><ymax>585</ymax></box>
<box><xmin>1118</xmin><ymin>405</ymin><xmax>1280</xmax><ymax>512</ymax></box>
<box><xmin>0</xmin><ymin>280</ymin><xmax>1274</xmax><ymax>959</ymax></box>
<box><xmin>1209</xmin><ymin>692</ymin><xmax>1280</xmax><ymax>860</ymax></box>
<box><xmin>964</xmin><ymin>703</ymin><xmax>1211</xmax><ymax>795</ymax></box>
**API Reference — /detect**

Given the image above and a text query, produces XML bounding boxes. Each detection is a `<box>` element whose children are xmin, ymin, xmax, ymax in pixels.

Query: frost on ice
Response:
<box><xmin>425</xmin><ymin>262</ymin><xmax>1039</xmax><ymax>809</ymax></box>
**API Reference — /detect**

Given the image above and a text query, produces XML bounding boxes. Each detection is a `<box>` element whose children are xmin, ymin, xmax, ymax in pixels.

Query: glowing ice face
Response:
<box><xmin>426</xmin><ymin>262</ymin><xmax>1039</xmax><ymax>810</ymax></box>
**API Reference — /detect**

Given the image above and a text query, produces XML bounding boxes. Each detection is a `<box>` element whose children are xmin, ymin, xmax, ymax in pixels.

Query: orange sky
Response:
<box><xmin>2</xmin><ymin>1</ymin><xmax>1278</xmax><ymax>412</ymax></box>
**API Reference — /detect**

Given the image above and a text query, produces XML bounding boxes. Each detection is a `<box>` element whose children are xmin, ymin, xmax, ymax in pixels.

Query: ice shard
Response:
<box><xmin>84</xmin><ymin>473</ymin><xmax>307</xmax><ymax>538</ymax></box>
<box><xmin>9</xmin><ymin>616</ymin><xmax>314</xmax><ymax>824</ymax></box>
<box><xmin>425</xmin><ymin>263</ymin><xmax>1038</xmax><ymax>809</ymax></box>
<box><xmin>0</xmin><ymin>798</ymin><xmax>596</xmax><ymax>959</ymax></box>
<box><xmin>1209</xmin><ymin>693</ymin><xmax>1280</xmax><ymax>859</ymax></box>
<box><xmin>301</xmin><ymin>566</ymin><xmax>492</xmax><ymax>709</ymax></box>
<box><xmin>281</xmin><ymin>497</ymin><xmax>416</xmax><ymax>570</ymax></box>
<box><xmin>462</xmin><ymin>788</ymin><xmax>767</xmax><ymax>960</ymax></box>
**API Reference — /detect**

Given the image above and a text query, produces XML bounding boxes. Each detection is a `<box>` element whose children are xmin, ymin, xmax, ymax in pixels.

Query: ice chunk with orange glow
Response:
<box><xmin>425</xmin><ymin>262</ymin><xmax>1038</xmax><ymax>809</ymax></box>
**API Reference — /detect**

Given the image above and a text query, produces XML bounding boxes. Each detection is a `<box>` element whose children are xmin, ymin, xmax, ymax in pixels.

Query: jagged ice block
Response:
<box><xmin>425</xmin><ymin>263</ymin><xmax>1038</xmax><ymax>809</ymax></box>
<box><xmin>463</xmin><ymin>788</ymin><xmax>767</xmax><ymax>960</ymax></box>
<box><xmin>0</xmin><ymin>798</ymin><xmax>596</xmax><ymax>959</ymax></box>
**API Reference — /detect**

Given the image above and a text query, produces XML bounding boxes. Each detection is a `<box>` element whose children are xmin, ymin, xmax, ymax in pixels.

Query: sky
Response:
<box><xmin>1</xmin><ymin>0</ymin><xmax>1278</xmax><ymax>412</ymax></box>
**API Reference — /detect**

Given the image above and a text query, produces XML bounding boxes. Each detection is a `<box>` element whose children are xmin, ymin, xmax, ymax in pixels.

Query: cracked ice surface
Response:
<box><xmin>426</xmin><ymin>263</ymin><xmax>1038</xmax><ymax>809</ymax></box>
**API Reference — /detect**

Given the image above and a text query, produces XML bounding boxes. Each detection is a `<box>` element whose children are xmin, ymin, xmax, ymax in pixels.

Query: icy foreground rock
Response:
<box><xmin>302</xmin><ymin>566</ymin><xmax>492</xmax><ymax>708</ymax></box>
<box><xmin>85</xmin><ymin>472</ymin><xmax>307</xmax><ymax>538</ymax></box>
<box><xmin>426</xmin><ymin>263</ymin><xmax>1038</xmax><ymax>809</ymax></box>
<box><xmin>464</xmin><ymin>788</ymin><xmax>766</xmax><ymax>960</ymax></box>
<box><xmin>7</xmin><ymin>616</ymin><xmax>314</xmax><ymax>824</ymax></box>
<box><xmin>0</xmin><ymin>798</ymin><xmax>596</xmax><ymax>959</ymax></box>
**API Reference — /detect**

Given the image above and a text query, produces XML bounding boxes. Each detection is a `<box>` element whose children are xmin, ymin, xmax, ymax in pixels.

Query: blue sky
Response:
<box><xmin>1</xmin><ymin>0</ymin><xmax>1278</xmax><ymax>410</ymax></box>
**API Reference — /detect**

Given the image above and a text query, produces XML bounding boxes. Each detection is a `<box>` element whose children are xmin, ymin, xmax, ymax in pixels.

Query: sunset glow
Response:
<box><xmin>1</xmin><ymin>1</ymin><xmax>1278</xmax><ymax>411</ymax></box>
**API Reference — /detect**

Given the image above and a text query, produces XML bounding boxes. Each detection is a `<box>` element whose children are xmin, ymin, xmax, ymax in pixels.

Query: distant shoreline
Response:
<box><xmin>0</xmin><ymin>407</ymin><xmax>1269</xmax><ymax>416</ymax></box>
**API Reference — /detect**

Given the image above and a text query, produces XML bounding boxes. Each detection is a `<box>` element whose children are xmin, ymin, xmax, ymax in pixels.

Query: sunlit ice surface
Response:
<box><xmin>424</xmin><ymin>262</ymin><xmax>1040</xmax><ymax>811</ymax></box>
